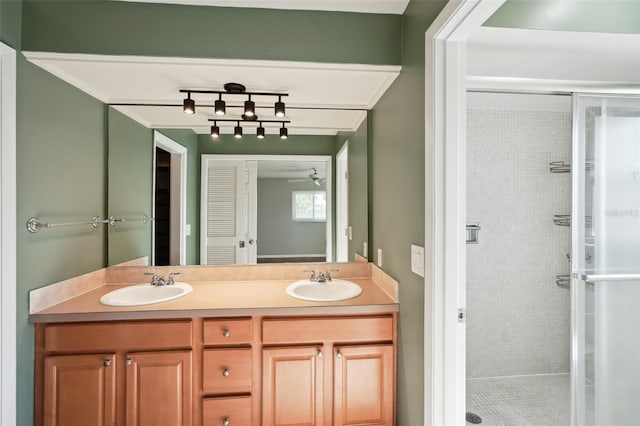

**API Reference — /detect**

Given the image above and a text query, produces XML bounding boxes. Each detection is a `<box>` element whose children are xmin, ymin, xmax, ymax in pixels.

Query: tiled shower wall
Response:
<box><xmin>466</xmin><ymin>107</ymin><xmax>572</xmax><ymax>378</ymax></box>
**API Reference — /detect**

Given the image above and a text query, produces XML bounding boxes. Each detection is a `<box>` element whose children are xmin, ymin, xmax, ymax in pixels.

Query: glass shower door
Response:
<box><xmin>572</xmin><ymin>94</ymin><xmax>640</xmax><ymax>426</ymax></box>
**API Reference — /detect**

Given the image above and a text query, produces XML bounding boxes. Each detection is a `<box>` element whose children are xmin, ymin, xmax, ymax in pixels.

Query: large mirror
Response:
<box><xmin>25</xmin><ymin>53</ymin><xmax>400</xmax><ymax>265</ymax></box>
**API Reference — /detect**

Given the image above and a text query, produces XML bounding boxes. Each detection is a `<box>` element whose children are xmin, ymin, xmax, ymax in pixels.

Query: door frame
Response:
<box><xmin>0</xmin><ymin>41</ymin><xmax>17</xmax><ymax>425</ymax></box>
<box><xmin>336</xmin><ymin>142</ymin><xmax>349</xmax><ymax>262</ymax></box>
<box><xmin>153</xmin><ymin>131</ymin><xmax>187</xmax><ymax>265</ymax></box>
<box><xmin>200</xmin><ymin>154</ymin><xmax>333</xmax><ymax>264</ymax></box>
<box><xmin>425</xmin><ymin>1</ymin><xmax>505</xmax><ymax>425</ymax></box>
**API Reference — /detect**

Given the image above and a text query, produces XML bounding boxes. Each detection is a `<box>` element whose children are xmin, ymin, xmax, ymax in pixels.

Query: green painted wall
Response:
<box><xmin>486</xmin><ymin>0</ymin><xmax>640</xmax><ymax>34</ymax></box>
<box><xmin>107</xmin><ymin>108</ymin><xmax>153</xmax><ymax>265</ymax></box>
<box><xmin>369</xmin><ymin>1</ymin><xmax>446</xmax><ymax>424</ymax></box>
<box><xmin>199</xmin><ymin>133</ymin><xmax>336</xmax><ymax>156</ymax></box>
<box><xmin>157</xmin><ymin>129</ymin><xmax>200</xmax><ymax>265</ymax></box>
<box><xmin>22</xmin><ymin>0</ymin><xmax>401</xmax><ymax>65</ymax></box>
<box><xmin>16</xmin><ymin>55</ymin><xmax>107</xmax><ymax>426</ymax></box>
<box><xmin>336</xmin><ymin>116</ymin><xmax>369</xmax><ymax>261</ymax></box>
<box><xmin>257</xmin><ymin>179</ymin><xmax>327</xmax><ymax>257</ymax></box>
<box><xmin>0</xmin><ymin>0</ymin><xmax>22</xmax><ymax>49</ymax></box>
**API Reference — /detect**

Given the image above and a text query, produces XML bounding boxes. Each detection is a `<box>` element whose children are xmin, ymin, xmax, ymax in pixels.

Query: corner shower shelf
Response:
<box><xmin>555</xmin><ymin>274</ymin><xmax>570</xmax><ymax>290</ymax></box>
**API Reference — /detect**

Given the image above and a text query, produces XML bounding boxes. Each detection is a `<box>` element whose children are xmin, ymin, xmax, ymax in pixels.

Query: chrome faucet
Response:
<box><xmin>304</xmin><ymin>269</ymin><xmax>338</xmax><ymax>283</ymax></box>
<box><xmin>144</xmin><ymin>272</ymin><xmax>180</xmax><ymax>286</ymax></box>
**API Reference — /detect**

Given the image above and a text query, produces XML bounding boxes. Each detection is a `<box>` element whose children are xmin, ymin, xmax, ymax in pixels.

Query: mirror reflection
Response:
<box><xmin>107</xmin><ymin>107</ymin><xmax>369</xmax><ymax>266</ymax></box>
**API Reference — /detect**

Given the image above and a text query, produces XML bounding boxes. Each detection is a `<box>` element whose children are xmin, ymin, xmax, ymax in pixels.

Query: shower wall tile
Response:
<box><xmin>466</xmin><ymin>109</ymin><xmax>572</xmax><ymax>378</ymax></box>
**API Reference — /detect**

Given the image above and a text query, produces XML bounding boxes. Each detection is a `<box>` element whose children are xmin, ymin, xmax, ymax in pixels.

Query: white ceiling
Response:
<box><xmin>118</xmin><ymin>0</ymin><xmax>410</xmax><ymax>15</ymax></box>
<box><xmin>24</xmin><ymin>52</ymin><xmax>400</xmax><ymax>135</ymax></box>
<box><xmin>257</xmin><ymin>160</ymin><xmax>326</xmax><ymax>179</ymax></box>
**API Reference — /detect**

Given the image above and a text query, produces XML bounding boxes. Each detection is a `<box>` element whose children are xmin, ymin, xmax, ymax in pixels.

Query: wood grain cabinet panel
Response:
<box><xmin>333</xmin><ymin>345</ymin><xmax>394</xmax><ymax>426</ymax></box>
<box><xmin>202</xmin><ymin>348</ymin><xmax>252</xmax><ymax>395</ymax></box>
<box><xmin>202</xmin><ymin>395</ymin><xmax>252</xmax><ymax>426</ymax></box>
<box><xmin>203</xmin><ymin>318</ymin><xmax>252</xmax><ymax>346</ymax></box>
<box><xmin>262</xmin><ymin>346</ymin><xmax>324</xmax><ymax>426</ymax></box>
<box><xmin>43</xmin><ymin>353</ymin><xmax>116</xmax><ymax>426</ymax></box>
<box><xmin>125</xmin><ymin>350</ymin><xmax>192</xmax><ymax>426</ymax></box>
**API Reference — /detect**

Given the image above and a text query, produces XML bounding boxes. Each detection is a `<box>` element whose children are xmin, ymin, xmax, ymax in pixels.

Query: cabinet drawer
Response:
<box><xmin>203</xmin><ymin>348</ymin><xmax>252</xmax><ymax>395</ymax></box>
<box><xmin>262</xmin><ymin>316</ymin><xmax>393</xmax><ymax>345</ymax></box>
<box><xmin>44</xmin><ymin>320</ymin><xmax>192</xmax><ymax>352</ymax></box>
<box><xmin>203</xmin><ymin>396</ymin><xmax>252</xmax><ymax>426</ymax></box>
<box><xmin>203</xmin><ymin>318</ymin><xmax>252</xmax><ymax>346</ymax></box>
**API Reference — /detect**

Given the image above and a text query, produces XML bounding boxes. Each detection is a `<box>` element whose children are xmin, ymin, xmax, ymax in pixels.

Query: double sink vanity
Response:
<box><xmin>29</xmin><ymin>261</ymin><xmax>399</xmax><ymax>426</ymax></box>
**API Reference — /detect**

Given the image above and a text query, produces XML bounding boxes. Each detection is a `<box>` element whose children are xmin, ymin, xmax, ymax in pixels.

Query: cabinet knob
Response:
<box><xmin>336</xmin><ymin>352</ymin><xmax>343</xmax><ymax>359</ymax></box>
<box><xmin>125</xmin><ymin>358</ymin><xmax>132</xmax><ymax>366</ymax></box>
<box><xmin>316</xmin><ymin>350</ymin><xmax>323</xmax><ymax>358</ymax></box>
<box><xmin>222</xmin><ymin>368</ymin><xmax>230</xmax><ymax>377</ymax></box>
<box><xmin>222</xmin><ymin>417</ymin><xmax>230</xmax><ymax>426</ymax></box>
<box><xmin>222</xmin><ymin>329</ymin><xmax>230</xmax><ymax>338</ymax></box>
<box><xmin>103</xmin><ymin>359</ymin><xmax>112</xmax><ymax>367</ymax></box>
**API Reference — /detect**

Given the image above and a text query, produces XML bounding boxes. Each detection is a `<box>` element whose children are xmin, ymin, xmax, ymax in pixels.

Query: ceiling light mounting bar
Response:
<box><xmin>207</xmin><ymin>119</ymin><xmax>291</xmax><ymax>124</ymax></box>
<box><xmin>179</xmin><ymin>89</ymin><xmax>289</xmax><ymax>98</ymax></box>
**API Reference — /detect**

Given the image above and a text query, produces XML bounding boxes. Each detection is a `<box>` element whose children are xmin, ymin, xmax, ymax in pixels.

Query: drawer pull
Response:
<box><xmin>222</xmin><ymin>329</ymin><xmax>230</xmax><ymax>338</ymax></box>
<box><xmin>103</xmin><ymin>360</ymin><xmax>112</xmax><ymax>367</ymax></box>
<box><xmin>336</xmin><ymin>351</ymin><xmax>343</xmax><ymax>359</ymax></box>
<box><xmin>222</xmin><ymin>417</ymin><xmax>230</xmax><ymax>426</ymax></box>
<box><xmin>317</xmin><ymin>350</ymin><xmax>323</xmax><ymax>358</ymax></box>
<box><xmin>125</xmin><ymin>358</ymin><xmax>132</xmax><ymax>366</ymax></box>
<box><xmin>222</xmin><ymin>368</ymin><xmax>230</xmax><ymax>377</ymax></box>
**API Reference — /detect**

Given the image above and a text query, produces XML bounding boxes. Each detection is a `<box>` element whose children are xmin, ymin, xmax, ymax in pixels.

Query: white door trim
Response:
<box><xmin>153</xmin><ymin>131</ymin><xmax>187</xmax><ymax>265</ymax></box>
<box><xmin>336</xmin><ymin>143</ymin><xmax>349</xmax><ymax>262</ymax></box>
<box><xmin>200</xmin><ymin>154</ymin><xmax>333</xmax><ymax>263</ymax></box>
<box><xmin>425</xmin><ymin>1</ymin><xmax>505</xmax><ymax>425</ymax></box>
<box><xmin>0</xmin><ymin>41</ymin><xmax>17</xmax><ymax>426</ymax></box>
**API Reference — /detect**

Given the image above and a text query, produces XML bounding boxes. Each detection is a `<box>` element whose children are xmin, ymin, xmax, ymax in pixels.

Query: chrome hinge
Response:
<box><xmin>457</xmin><ymin>308</ymin><xmax>466</xmax><ymax>323</ymax></box>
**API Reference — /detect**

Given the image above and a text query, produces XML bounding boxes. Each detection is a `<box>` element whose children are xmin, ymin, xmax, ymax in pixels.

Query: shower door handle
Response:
<box><xmin>576</xmin><ymin>273</ymin><xmax>640</xmax><ymax>283</ymax></box>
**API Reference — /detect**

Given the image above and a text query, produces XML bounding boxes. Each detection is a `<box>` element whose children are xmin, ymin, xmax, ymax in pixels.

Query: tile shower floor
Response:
<box><xmin>466</xmin><ymin>373</ymin><xmax>570</xmax><ymax>426</ymax></box>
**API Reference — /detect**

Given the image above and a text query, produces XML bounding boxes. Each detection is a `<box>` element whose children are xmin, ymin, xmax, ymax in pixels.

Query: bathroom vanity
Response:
<box><xmin>30</xmin><ymin>262</ymin><xmax>399</xmax><ymax>426</ymax></box>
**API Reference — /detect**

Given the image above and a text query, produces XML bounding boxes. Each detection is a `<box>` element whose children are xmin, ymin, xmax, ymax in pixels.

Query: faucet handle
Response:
<box><xmin>144</xmin><ymin>272</ymin><xmax>161</xmax><ymax>286</ymax></box>
<box><xmin>326</xmin><ymin>268</ymin><xmax>339</xmax><ymax>281</ymax></box>
<box><xmin>167</xmin><ymin>272</ymin><xmax>180</xmax><ymax>285</ymax></box>
<box><xmin>303</xmin><ymin>269</ymin><xmax>317</xmax><ymax>281</ymax></box>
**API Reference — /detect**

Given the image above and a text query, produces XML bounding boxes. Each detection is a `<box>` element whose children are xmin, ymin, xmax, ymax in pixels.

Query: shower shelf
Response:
<box><xmin>549</xmin><ymin>161</ymin><xmax>571</xmax><ymax>173</ymax></box>
<box><xmin>555</xmin><ymin>274</ymin><xmax>570</xmax><ymax>290</ymax></box>
<box><xmin>553</xmin><ymin>215</ymin><xmax>571</xmax><ymax>227</ymax></box>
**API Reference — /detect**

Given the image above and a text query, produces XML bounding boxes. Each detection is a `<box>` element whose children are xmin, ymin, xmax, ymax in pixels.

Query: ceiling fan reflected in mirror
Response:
<box><xmin>288</xmin><ymin>168</ymin><xmax>325</xmax><ymax>187</ymax></box>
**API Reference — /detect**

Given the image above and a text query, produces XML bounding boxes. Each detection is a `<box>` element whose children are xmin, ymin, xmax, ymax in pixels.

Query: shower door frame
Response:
<box><xmin>428</xmin><ymin>10</ymin><xmax>640</xmax><ymax>426</ymax></box>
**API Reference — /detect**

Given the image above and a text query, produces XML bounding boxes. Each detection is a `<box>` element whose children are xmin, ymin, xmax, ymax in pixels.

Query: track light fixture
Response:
<box><xmin>208</xmin><ymin>118</ymin><xmax>290</xmax><ymax>139</ymax></box>
<box><xmin>234</xmin><ymin>121</ymin><xmax>243</xmax><ymax>139</ymax></box>
<box><xmin>180</xmin><ymin>83</ymin><xmax>288</xmax><ymax>118</ymax></box>
<box><xmin>214</xmin><ymin>94</ymin><xmax>225</xmax><ymax>116</ymax></box>
<box><xmin>275</xmin><ymin>95</ymin><xmax>285</xmax><ymax>118</ymax></box>
<box><xmin>210</xmin><ymin>122</ymin><xmax>220</xmax><ymax>138</ymax></box>
<box><xmin>244</xmin><ymin>95</ymin><xmax>255</xmax><ymax>117</ymax></box>
<box><xmin>183</xmin><ymin>93</ymin><xmax>195</xmax><ymax>114</ymax></box>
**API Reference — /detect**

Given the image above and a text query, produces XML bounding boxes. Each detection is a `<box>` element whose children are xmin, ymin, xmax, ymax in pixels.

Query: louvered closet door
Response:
<box><xmin>201</xmin><ymin>159</ymin><xmax>257</xmax><ymax>265</ymax></box>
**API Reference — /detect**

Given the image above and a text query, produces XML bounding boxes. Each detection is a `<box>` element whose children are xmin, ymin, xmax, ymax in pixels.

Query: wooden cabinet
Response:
<box><xmin>333</xmin><ymin>344</ymin><xmax>394</xmax><ymax>426</ymax></box>
<box><xmin>36</xmin><ymin>314</ymin><xmax>395</xmax><ymax>426</ymax></box>
<box><xmin>261</xmin><ymin>316</ymin><xmax>396</xmax><ymax>426</ymax></box>
<box><xmin>125</xmin><ymin>351</ymin><xmax>192</xmax><ymax>426</ymax></box>
<box><xmin>43</xmin><ymin>353</ymin><xmax>116</xmax><ymax>426</ymax></box>
<box><xmin>262</xmin><ymin>346</ymin><xmax>324</xmax><ymax>426</ymax></box>
<box><xmin>35</xmin><ymin>320</ymin><xmax>193</xmax><ymax>426</ymax></box>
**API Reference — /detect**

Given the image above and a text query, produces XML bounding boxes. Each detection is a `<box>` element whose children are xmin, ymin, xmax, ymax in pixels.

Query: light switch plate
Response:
<box><xmin>363</xmin><ymin>242</ymin><xmax>368</xmax><ymax>258</ymax></box>
<box><xmin>377</xmin><ymin>248</ymin><xmax>383</xmax><ymax>267</ymax></box>
<box><xmin>348</xmin><ymin>226</ymin><xmax>353</xmax><ymax>240</ymax></box>
<box><xmin>411</xmin><ymin>244</ymin><xmax>425</xmax><ymax>277</ymax></box>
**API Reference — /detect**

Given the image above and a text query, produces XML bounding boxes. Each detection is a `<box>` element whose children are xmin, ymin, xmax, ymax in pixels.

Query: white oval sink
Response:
<box><xmin>99</xmin><ymin>282</ymin><xmax>192</xmax><ymax>307</ymax></box>
<box><xmin>286</xmin><ymin>279</ymin><xmax>362</xmax><ymax>302</ymax></box>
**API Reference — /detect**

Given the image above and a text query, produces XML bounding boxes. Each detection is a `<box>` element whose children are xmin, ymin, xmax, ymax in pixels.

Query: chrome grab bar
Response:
<box><xmin>575</xmin><ymin>273</ymin><xmax>640</xmax><ymax>283</ymax></box>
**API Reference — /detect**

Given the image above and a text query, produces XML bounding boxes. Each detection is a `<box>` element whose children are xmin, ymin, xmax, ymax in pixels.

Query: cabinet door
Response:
<box><xmin>262</xmin><ymin>346</ymin><xmax>324</xmax><ymax>426</ymax></box>
<box><xmin>43</xmin><ymin>353</ymin><xmax>116</xmax><ymax>426</ymax></box>
<box><xmin>125</xmin><ymin>351</ymin><xmax>192</xmax><ymax>426</ymax></box>
<box><xmin>333</xmin><ymin>345</ymin><xmax>394</xmax><ymax>426</ymax></box>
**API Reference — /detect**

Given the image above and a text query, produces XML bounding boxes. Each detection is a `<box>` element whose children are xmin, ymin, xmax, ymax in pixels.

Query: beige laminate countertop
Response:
<box><xmin>29</xmin><ymin>278</ymin><xmax>398</xmax><ymax>323</ymax></box>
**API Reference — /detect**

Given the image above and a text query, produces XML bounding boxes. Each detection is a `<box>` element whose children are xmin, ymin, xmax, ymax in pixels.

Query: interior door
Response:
<box><xmin>572</xmin><ymin>94</ymin><xmax>640</xmax><ymax>426</ymax></box>
<box><xmin>201</xmin><ymin>158</ymin><xmax>257</xmax><ymax>265</ymax></box>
